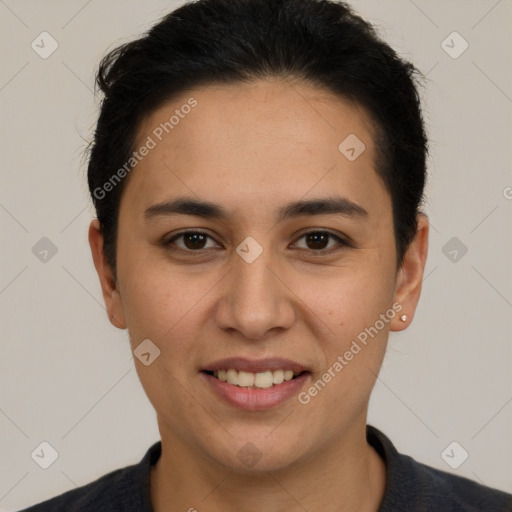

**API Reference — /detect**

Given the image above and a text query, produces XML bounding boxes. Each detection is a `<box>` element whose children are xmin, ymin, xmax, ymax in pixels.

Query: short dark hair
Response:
<box><xmin>87</xmin><ymin>0</ymin><xmax>428</xmax><ymax>274</ymax></box>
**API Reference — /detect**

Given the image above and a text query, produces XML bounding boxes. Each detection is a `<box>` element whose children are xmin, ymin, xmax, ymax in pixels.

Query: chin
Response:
<box><xmin>205</xmin><ymin>433</ymin><xmax>306</xmax><ymax>474</ymax></box>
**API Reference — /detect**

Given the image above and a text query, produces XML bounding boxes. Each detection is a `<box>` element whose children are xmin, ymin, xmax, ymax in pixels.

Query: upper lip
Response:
<box><xmin>202</xmin><ymin>357</ymin><xmax>309</xmax><ymax>374</ymax></box>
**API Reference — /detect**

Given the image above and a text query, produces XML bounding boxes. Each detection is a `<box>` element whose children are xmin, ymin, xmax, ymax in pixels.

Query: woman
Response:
<box><xmin>21</xmin><ymin>0</ymin><xmax>511</xmax><ymax>510</ymax></box>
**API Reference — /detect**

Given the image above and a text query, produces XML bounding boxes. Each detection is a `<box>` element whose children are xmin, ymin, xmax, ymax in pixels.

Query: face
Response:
<box><xmin>90</xmin><ymin>78</ymin><xmax>427</xmax><ymax>472</ymax></box>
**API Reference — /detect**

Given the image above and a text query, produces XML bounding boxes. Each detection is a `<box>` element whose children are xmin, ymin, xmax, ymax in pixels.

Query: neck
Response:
<box><xmin>150</xmin><ymin>417</ymin><xmax>386</xmax><ymax>512</ymax></box>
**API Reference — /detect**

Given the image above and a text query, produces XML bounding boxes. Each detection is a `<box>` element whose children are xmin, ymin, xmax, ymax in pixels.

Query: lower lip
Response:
<box><xmin>201</xmin><ymin>372</ymin><xmax>310</xmax><ymax>411</ymax></box>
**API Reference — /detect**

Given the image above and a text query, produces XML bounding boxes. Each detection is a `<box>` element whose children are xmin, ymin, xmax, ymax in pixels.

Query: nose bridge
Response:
<box><xmin>215</xmin><ymin>240</ymin><xmax>295</xmax><ymax>339</ymax></box>
<box><xmin>235</xmin><ymin>248</ymin><xmax>275</xmax><ymax>304</ymax></box>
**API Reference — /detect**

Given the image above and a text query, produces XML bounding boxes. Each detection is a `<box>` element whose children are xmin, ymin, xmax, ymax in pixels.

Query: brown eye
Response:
<box><xmin>165</xmin><ymin>231</ymin><xmax>218</xmax><ymax>251</ymax></box>
<box><xmin>293</xmin><ymin>231</ymin><xmax>347</xmax><ymax>253</ymax></box>
<box><xmin>305</xmin><ymin>232</ymin><xmax>330</xmax><ymax>250</ymax></box>
<box><xmin>182</xmin><ymin>232</ymin><xmax>207</xmax><ymax>250</ymax></box>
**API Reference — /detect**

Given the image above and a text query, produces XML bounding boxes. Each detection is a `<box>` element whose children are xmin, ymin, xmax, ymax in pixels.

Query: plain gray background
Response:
<box><xmin>1</xmin><ymin>0</ymin><xmax>511</xmax><ymax>510</ymax></box>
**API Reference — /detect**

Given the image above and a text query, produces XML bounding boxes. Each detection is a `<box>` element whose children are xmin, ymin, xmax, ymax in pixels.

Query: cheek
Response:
<box><xmin>298</xmin><ymin>259</ymin><xmax>396</xmax><ymax>336</ymax></box>
<box><xmin>298</xmin><ymin>258</ymin><xmax>395</xmax><ymax>392</ymax></box>
<box><xmin>301</xmin><ymin>288</ymin><xmax>391</xmax><ymax>427</ymax></box>
<box><xmin>118</xmin><ymin>258</ymin><xmax>223</xmax><ymax>355</ymax></box>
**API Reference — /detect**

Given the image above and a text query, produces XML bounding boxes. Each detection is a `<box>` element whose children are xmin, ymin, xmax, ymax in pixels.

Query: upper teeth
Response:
<box><xmin>213</xmin><ymin>369</ymin><xmax>297</xmax><ymax>388</ymax></box>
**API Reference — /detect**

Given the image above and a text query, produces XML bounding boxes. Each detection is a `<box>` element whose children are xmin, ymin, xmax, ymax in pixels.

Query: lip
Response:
<box><xmin>201</xmin><ymin>371</ymin><xmax>310</xmax><ymax>411</ymax></box>
<box><xmin>202</xmin><ymin>357</ymin><xmax>308</xmax><ymax>374</ymax></box>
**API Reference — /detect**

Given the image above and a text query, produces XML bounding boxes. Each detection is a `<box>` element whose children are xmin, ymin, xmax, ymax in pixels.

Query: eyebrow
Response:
<box><xmin>144</xmin><ymin>196</ymin><xmax>368</xmax><ymax>223</ymax></box>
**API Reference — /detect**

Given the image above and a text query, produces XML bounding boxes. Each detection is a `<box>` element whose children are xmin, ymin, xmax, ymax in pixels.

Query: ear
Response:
<box><xmin>390</xmin><ymin>213</ymin><xmax>429</xmax><ymax>331</ymax></box>
<box><xmin>88</xmin><ymin>219</ymin><xmax>126</xmax><ymax>329</ymax></box>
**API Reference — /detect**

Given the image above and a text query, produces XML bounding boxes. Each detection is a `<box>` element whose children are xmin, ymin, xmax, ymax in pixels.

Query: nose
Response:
<box><xmin>215</xmin><ymin>244</ymin><xmax>296</xmax><ymax>340</ymax></box>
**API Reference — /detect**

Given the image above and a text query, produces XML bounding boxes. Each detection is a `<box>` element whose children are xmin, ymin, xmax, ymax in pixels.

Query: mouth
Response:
<box><xmin>200</xmin><ymin>357</ymin><xmax>311</xmax><ymax>410</ymax></box>
<box><xmin>202</xmin><ymin>368</ymin><xmax>306</xmax><ymax>389</ymax></box>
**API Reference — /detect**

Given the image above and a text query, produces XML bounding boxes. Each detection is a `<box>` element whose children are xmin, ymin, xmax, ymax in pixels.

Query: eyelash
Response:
<box><xmin>163</xmin><ymin>230</ymin><xmax>349</xmax><ymax>255</ymax></box>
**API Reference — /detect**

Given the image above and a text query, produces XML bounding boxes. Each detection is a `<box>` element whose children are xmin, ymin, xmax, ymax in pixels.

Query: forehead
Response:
<box><xmin>123</xmin><ymin>79</ymin><xmax>388</xmax><ymax>220</ymax></box>
<box><xmin>138</xmin><ymin>78</ymin><xmax>376</xmax><ymax>159</ymax></box>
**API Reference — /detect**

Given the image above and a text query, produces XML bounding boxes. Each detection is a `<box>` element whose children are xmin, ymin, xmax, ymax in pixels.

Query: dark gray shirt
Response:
<box><xmin>19</xmin><ymin>425</ymin><xmax>512</xmax><ymax>511</ymax></box>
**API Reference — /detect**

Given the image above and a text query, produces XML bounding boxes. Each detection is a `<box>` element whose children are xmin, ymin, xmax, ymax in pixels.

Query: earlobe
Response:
<box><xmin>390</xmin><ymin>214</ymin><xmax>429</xmax><ymax>332</ymax></box>
<box><xmin>88</xmin><ymin>219</ymin><xmax>127</xmax><ymax>329</ymax></box>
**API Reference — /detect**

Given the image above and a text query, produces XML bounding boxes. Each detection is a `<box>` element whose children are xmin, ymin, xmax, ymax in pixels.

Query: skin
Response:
<box><xmin>89</xmin><ymin>78</ymin><xmax>428</xmax><ymax>512</ymax></box>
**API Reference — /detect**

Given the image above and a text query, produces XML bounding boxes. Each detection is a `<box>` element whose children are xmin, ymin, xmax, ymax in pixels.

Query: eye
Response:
<box><xmin>164</xmin><ymin>231</ymin><xmax>220</xmax><ymax>251</ymax></box>
<box><xmin>163</xmin><ymin>229</ymin><xmax>349</xmax><ymax>255</ymax></box>
<box><xmin>292</xmin><ymin>230</ymin><xmax>348</xmax><ymax>253</ymax></box>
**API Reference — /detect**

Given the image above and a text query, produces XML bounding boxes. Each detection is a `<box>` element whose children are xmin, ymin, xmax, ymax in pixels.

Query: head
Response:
<box><xmin>88</xmin><ymin>0</ymin><xmax>429</xmax><ymax>473</ymax></box>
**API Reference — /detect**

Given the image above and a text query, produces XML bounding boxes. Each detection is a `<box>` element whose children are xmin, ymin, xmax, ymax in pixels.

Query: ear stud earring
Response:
<box><xmin>400</xmin><ymin>314</ymin><xmax>407</xmax><ymax>322</ymax></box>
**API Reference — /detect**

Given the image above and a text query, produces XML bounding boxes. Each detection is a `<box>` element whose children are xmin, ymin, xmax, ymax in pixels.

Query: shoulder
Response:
<box><xmin>367</xmin><ymin>425</ymin><xmax>512</xmax><ymax>512</ymax></box>
<box><xmin>414</xmin><ymin>459</ymin><xmax>511</xmax><ymax>511</ymax></box>
<box><xmin>394</xmin><ymin>449</ymin><xmax>512</xmax><ymax>511</ymax></box>
<box><xmin>18</xmin><ymin>442</ymin><xmax>161</xmax><ymax>512</ymax></box>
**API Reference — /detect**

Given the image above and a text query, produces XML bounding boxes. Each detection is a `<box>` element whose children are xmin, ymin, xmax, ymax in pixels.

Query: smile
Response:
<box><xmin>206</xmin><ymin>369</ymin><xmax>301</xmax><ymax>389</ymax></box>
<box><xmin>201</xmin><ymin>357</ymin><xmax>310</xmax><ymax>410</ymax></box>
